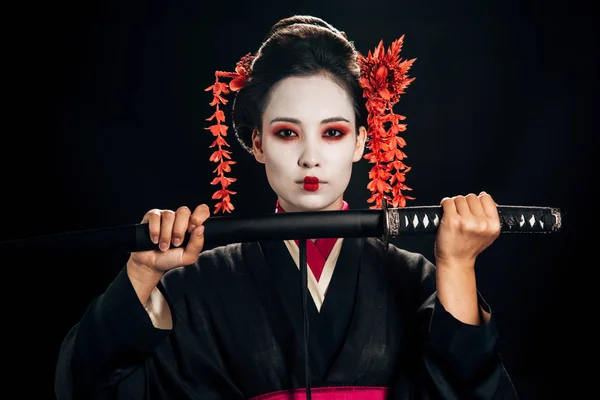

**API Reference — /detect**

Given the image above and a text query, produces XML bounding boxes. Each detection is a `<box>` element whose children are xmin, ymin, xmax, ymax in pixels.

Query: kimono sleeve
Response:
<box><xmin>386</xmin><ymin>245</ymin><xmax>519</xmax><ymax>399</ymax></box>
<box><xmin>423</xmin><ymin>295</ymin><xmax>519</xmax><ymax>399</ymax></box>
<box><xmin>54</xmin><ymin>266</ymin><xmax>171</xmax><ymax>399</ymax></box>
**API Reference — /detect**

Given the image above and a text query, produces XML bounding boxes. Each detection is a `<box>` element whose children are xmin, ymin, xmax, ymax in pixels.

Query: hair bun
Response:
<box><xmin>266</xmin><ymin>15</ymin><xmax>344</xmax><ymax>41</ymax></box>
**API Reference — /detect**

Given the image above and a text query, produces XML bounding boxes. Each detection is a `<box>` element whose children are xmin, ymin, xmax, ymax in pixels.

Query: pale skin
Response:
<box><xmin>126</xmin><ymin>74</ymin><xmax>500</xmax><ymax>326</ymax></box>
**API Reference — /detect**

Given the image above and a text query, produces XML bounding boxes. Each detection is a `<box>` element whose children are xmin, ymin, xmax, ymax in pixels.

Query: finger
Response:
<box><xmin>453</xmin><ymin>195</ymin><xmax>470</xmax><ymax>216</ymax></box>
<box><xmin>181</xmin><ymin>225</ymin><xmax>205</xmax><ymax>265</ymax></box>
<box><xmin>172</xmin><ymin>206</ymin><xmax>192</xmax><ymax>247</ymax></box>
<box><xmin>189</xmin><ymin>204</ymin><xmax>211</xmax><ymax>233</ymax></box>
<box><xmin>465</xmin><ymin>193</ymin><xmax>485</xmax><ymax>217</ymax></box>
<box><xmin>143</xmin><ymin>209</ymin><xmax>162</xmax><ymax>244</ymax></box>
<box><xmin>440</xmin><ymin>196</ymin><xmax>457</xmax><ymax>217</ymax></box>
<box><xmin>158</xmin><ymin>210</ymin><xmax>176</xmax><ymax>251</ymax></box>
<box><xmin>479</xmin><ymin>191</ymin><xmax>499</xmax><ymax>219</ymax></box>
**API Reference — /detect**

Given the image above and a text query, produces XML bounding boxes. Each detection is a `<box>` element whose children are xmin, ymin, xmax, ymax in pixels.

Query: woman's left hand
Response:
<box><xmin>434</xmin><ymin>191</ymin><xmax>501</xmax><ymax>270</ymax></box>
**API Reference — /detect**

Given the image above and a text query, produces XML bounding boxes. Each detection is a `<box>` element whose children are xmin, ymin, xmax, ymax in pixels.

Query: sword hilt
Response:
<box><xmin>379</xmin><ymin>199</ymin><xmax>562</xmax><ymax>248</ymax></box>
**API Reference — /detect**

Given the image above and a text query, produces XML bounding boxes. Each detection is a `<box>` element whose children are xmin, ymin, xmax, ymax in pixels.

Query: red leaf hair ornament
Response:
<box><xmin>357</xmin><ymin>35</ymin><xmax>416</xmax><ymax>209</ymax></box>
<box><xmin>204</xmin><ymin>53</ymin><xmax>255</xmax><ymax>214</ymax></box>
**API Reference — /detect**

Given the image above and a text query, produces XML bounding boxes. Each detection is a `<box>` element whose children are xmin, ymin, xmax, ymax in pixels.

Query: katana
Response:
<box><xmin>0</xmin><ymin>202</ymin><xmax>562</xmax><ymax>252</ymax></box>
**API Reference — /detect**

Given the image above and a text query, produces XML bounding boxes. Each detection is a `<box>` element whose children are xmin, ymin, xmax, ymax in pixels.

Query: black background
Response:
<box><xmin>2</xmin><ymin>0</ymin><xmax>598</xmax><ymax>398</ymax></box>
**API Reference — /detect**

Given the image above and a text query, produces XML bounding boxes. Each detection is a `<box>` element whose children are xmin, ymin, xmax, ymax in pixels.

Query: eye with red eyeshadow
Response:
<box><xmin>323</xmin><ymin>124</ymin><xmax>350</xmax><ymax>140</ymax></box>
<box><xmin>274</xmin><ymin>129</ymin><xmax>298</xmax><ymax>139</ymax></box>
<box><xmin>323</xmin><ymin>129</ymin><xmax>344</xmax><ymax>138</ymax></box>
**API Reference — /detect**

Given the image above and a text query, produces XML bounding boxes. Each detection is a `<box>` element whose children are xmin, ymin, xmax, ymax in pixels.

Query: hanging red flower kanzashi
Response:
<box><xmin>204</xmin><ymin>54</ymin><xmax>255</xmax><ymax>214</ymax></box>
<box><xmin>358</xmin><ymin>36</ymin><xmax>416</xmax><ymax>209</ymax></box>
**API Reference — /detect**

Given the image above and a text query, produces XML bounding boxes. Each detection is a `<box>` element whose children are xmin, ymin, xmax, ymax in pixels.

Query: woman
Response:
<box><xmin>55</xmin><ymin>15</ymin><xmax>519</xmax><ymax>399</ymax></box>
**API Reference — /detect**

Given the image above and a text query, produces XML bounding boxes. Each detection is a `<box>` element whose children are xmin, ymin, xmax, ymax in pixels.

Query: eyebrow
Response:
<box><xmin>269</xmin><ymin>116</ymin><xmax>351</xmax><ymax>125</ymax></box>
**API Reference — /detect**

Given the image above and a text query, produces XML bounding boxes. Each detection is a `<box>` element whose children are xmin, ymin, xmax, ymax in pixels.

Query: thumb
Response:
<box><xmin>181</xmin><ymin>225</ymin><xmax>205</xmax><ymax>265</ymax></box>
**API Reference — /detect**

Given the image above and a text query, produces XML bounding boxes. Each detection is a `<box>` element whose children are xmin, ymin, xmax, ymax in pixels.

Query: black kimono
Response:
<box><xmin>55</xmin><ymin>237</ymin><xmax>520</xmax><ymax>399</ymax></box>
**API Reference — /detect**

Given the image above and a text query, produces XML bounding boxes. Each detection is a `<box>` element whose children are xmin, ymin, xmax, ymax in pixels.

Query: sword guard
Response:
<box><xmin>378</xmin><ymin>198</ymin><xmax>390</xmax><ymax>250</ymax></box>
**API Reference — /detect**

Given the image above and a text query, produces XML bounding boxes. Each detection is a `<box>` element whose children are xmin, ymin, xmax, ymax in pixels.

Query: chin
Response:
<box><xmin>284</xmin><ymin>196</ymin><xmax>340</xmax><ymax>212</ymax></box>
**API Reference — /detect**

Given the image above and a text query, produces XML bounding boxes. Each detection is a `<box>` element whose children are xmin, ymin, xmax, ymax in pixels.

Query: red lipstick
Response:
<box><xmin>303</xmin><ymin>176</ymin><xmax>319</xmax><ymax>191</ymax></box>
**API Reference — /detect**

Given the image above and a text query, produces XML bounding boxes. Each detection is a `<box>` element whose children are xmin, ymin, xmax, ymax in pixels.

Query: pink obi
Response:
<box><xmin>249</xmin><ymin>386</ymin><xmax>390</xmax><ymax>400</ymax></box>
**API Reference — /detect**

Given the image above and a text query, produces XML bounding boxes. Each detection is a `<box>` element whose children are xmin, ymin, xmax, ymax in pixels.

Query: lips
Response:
<box><xmin>303</xmin><ymin>176</ymin><xmax>319</xmax><ymax>191</ymax></box>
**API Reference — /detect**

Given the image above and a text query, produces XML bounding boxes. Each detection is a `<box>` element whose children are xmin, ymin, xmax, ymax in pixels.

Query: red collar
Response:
<box><xmin>275</xmin><ymin>201</ymin><xmax>348</xmax><ymax>281</ymax></box>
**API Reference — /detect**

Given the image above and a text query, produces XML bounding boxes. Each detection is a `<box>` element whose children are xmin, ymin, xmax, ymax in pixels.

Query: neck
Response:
<box><xmin>276</xmin><ymin>198</ymin><xmax>348</xmax><ymax>213</ymax></box>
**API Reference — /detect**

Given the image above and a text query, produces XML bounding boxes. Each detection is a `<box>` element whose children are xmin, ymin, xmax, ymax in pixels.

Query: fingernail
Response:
<box><xmin>173</xmin><ymin>238</ymin><xmax>182</xmax><ymax>247</ymax></box>
<box><xmin>196</xmin><ymin>226</ymin><xmax>205</xmax><ymax>236</ymax></box>
<box><xmin>189</xmin><ymin>224</ymin><xmax>197</xmax><ymax>232</ymax></box>
<box><xmin>160</xmin><ymin>241</ymin><xmax>169</xmax><ymax>251</ymax></box>
<box><xmin>152</xmin><ymin>236</ymin><xmax>159</xmax><ymax>244</ymax></box>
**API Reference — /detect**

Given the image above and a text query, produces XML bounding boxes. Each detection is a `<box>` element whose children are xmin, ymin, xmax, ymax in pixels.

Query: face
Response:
<box><xmin>252</xmin><ymin>74</ymin><xmax>366</xmax><ymax>212</ymax></box>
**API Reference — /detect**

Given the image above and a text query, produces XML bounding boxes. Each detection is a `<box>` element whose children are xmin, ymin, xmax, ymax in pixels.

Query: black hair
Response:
<box><xmin>231</xmin><ymin>15</ymin><xmax>368</xmax><ymax>153</ymax></box>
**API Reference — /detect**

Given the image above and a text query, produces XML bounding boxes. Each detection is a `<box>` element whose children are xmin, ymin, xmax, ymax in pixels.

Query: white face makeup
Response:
<box><xmin>252</xmin><ymin>74</ymin><xmax>366</xmax><ymax>212</ymax></box>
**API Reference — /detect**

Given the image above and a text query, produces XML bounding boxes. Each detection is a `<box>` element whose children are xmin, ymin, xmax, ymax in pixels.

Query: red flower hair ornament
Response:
<box><xmin>205</xmin><ymin>38</ymin><xmax>415</xmax><ymax>214</ymax></box>
<box><xmin>204</xmin><ymin>53</ymin><xmax>255</xmax><ymax>214</ymax></box>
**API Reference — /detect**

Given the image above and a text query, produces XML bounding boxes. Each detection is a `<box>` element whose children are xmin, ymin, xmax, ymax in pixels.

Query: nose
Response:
<box><xmin>297</xmin><ymin>139</ymin><xmax>321</xmax><ymax>168</ymax></box>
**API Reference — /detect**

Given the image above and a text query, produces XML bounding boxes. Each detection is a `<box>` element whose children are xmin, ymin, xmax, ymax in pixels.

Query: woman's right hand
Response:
<box><xmin>127</xmin><ymin>204</ymin><xmax>210</xmax><ymax>292</ymax></box>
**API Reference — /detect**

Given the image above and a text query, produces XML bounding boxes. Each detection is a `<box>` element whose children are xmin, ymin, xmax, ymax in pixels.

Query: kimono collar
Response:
<box><xmin>275</xmin><ymin>200</ymin><xmax>349</xmax><ymax>281</ymax></box>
